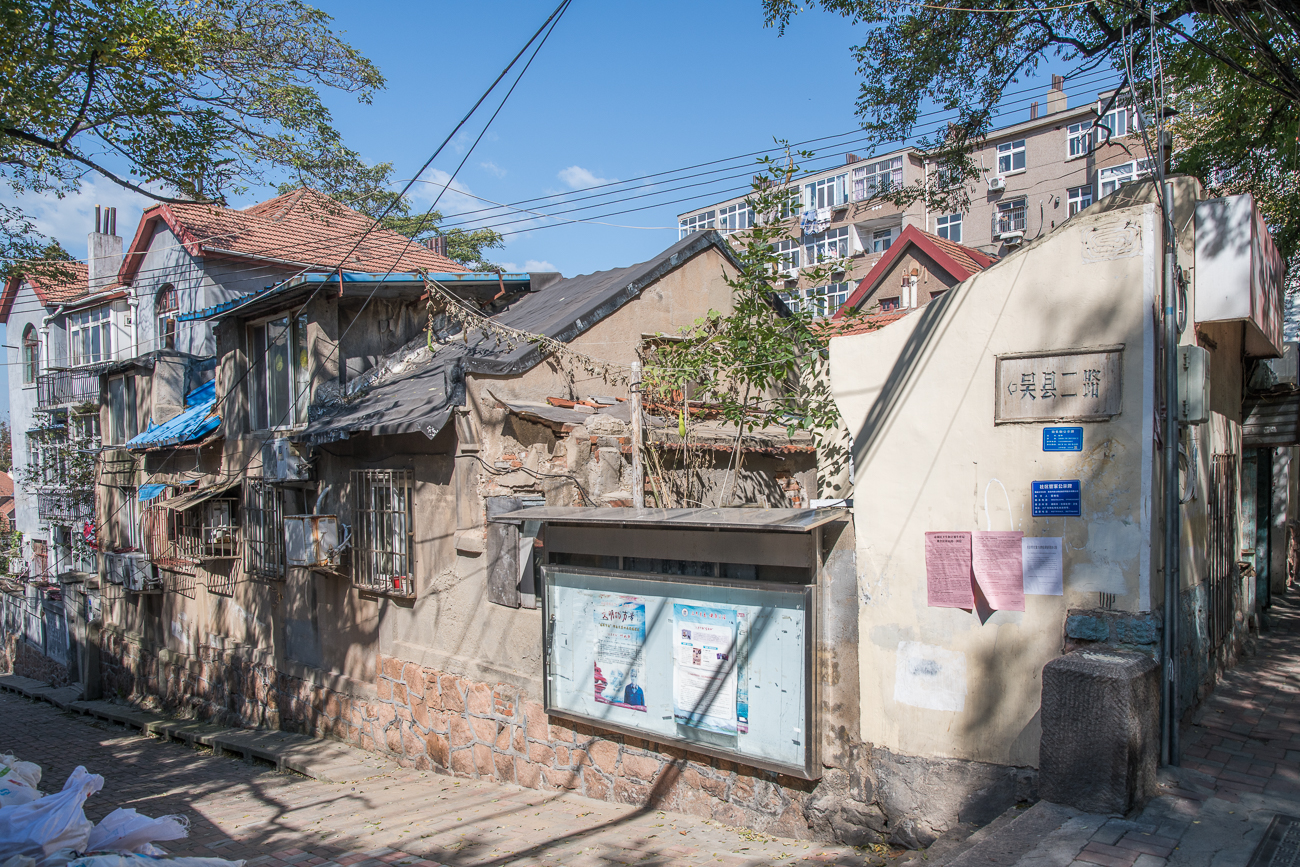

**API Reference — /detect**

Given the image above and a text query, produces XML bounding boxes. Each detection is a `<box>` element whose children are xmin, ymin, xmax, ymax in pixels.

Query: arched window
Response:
<box><xmin>156</xmin><ymin>284</ymin><xmax>178</xmax><ymax>350</ymax></box>
<box><xmin>22</xmin><ymin>324</ymin><xmax>38</xmax><ymax>384</ymax></box>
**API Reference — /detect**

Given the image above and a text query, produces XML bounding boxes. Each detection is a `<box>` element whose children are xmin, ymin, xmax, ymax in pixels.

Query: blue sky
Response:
<box><xmin>15</xmin><ymin>1</ymin><xmax>1104</xmax><ymax>275</ymax></box>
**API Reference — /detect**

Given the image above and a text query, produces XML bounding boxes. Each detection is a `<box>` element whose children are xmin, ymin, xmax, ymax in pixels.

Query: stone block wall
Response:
<box><xmin>0</xmin><ymin>631</ymin><xmax>70</xmax><ymax>686</ymax></box>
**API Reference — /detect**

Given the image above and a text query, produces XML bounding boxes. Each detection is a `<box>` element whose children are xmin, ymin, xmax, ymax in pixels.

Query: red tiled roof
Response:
<box><xmin>120</xmin><ymin>187</ymin><xmax>466</xmax><ymax>283</ymax></box>
<box><xmin>0</xmin><ymin>262</ymin><xmax>90</xmax><ymax>323</ymax></box>
<box><xmin>820</xmin><ymin>310</ymin><xmax>911</xmax><ymax>337</ymax></box>
<box><xmin>835</xmin><ymin>225</ymin><xmax>994</xmax><ymax>318</ymax></box>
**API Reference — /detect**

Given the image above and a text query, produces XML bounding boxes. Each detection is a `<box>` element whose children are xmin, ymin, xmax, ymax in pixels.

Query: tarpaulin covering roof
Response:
<box><xmin>126</xmin><ymin>380</ymin><xmax>220</xmax><ymax>449</ymax></box>
<box><xmin>297</xmin><ymin>232</ymin><xmax>742</xmax><ymax>444</ymax></box>
<box><xmin>138</xmin><ymin>484</ymin><xmax>167</xmax><ymax>502</ymax></box>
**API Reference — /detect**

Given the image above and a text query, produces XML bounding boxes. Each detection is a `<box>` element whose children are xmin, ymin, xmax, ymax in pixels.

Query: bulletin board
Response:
<box><xmin>541</xmin><ymin>565</ymin><xmax>817</xmax><ymax>778</ymax></box>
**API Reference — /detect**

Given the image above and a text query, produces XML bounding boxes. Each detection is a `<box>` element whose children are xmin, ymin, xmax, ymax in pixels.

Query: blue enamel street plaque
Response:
<box><xmin>1042</xmin><ymin>426</ymin><xmax>1084</xmax><ymax>452</ymax></box>
<box><xmin>1032</xmin><ymin>480</ymin><xmax>1081</xmax><ymax>517</ymax></box>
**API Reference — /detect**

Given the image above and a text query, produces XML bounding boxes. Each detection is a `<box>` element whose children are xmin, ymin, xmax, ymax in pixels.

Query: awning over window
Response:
<box><xmin>160</xmin><ymin>480</ymin><xmax>240</xmax><ymax>512</ymax></box>
<box><xmin>138</xmin><ymin>484</ymin><xmax>167</xmax><ymax>502</ymax></box>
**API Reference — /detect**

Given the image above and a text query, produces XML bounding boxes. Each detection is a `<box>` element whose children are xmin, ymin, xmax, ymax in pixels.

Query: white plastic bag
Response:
<box><xmin>0</xmin><ymin>754</ymin><xmax>44</xmax><ymax>807</ymax></box>
<box><xmin>0</xmin><ymin>766</ymin><xmax>103</xmax><ymax>864</ymax></box>
<box><xmin>67</xmin><ymin>857</ymin><xmax>245</xmax><ymax>867</ymax></box>
<box><xmin>86</xmin><ymin>808</ymin><xmax>188</xmax><ymax>854</ymax></box>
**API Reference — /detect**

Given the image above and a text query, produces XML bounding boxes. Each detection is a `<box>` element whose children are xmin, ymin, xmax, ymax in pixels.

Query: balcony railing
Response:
<box><xmin>992</xmin><ymin>204</ymin><xmax>1028</xmax><ymax>237</ymax></box>
<box><xmin>37</xmin><ymin>365</ymin><xmax>105</xmax><ymax>410</ymax></box>
<box><xmin>37</xmin><ymin>490</ymin><xmax>94</xmax><ymax>523</ymax></box>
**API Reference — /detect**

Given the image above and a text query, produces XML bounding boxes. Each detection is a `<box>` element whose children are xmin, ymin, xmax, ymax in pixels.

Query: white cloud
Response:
<box><xmin>558</xmin><ymin>165</ymin><xmax>615</xmax><ymax>190</ymax></box>
<box><xmin>479</xmin><ymin>161</ymin><xmax>506</xmax><ymax>178</ymax></box>
<box><xmin>3</xmin><ymin>178</ymin><xmax>153</xmax><ymax>259</ymax></box>
<box><xmin>406</xmin><ymin>169</ymin><xmax>481</xmax><ymax>220</ymax></box>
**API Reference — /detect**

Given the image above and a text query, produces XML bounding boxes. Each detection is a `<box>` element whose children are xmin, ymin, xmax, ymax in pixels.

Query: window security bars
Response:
<box><xmin>1208</xmin><ymin>454</ymin><xmax>1238</xmax><ymax>650</ymax></box>
<box><xmin>244</xmin><ymin>479</ymin><xmax>284</xmax><ymax>578</ymax></box>
<box><xmin>37</xmin><ymin>492</ymin><xmax>93</xmax><ymax>524</ymax></box>
<box><xmin>143</xmin><ymin>499</ymin><xmax>240</xmax><ymax>574</ymax></box>
<box><xmin>352</xmin><ymin>469</ymin><xmax>414</xmax><ymax>597</ymax></box>
<box><xmin>37</xmin><ymin>366</ymin><xmax>105</xmax><ymax>410</ymax></box>
<box><xmin>993</xmin><ymin>201</ymin><xmax>1028</xmax><ymax>236</ymax></box>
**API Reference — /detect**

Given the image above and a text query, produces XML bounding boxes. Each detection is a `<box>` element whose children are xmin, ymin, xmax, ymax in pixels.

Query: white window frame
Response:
<box><xmin>996</xmin><ymin>139</ymin><xmax>1027</xmax><ymax>175</ymax></box>
<box><xmin>156</xmin><ymin>284</ymin><xmax>178</xmax><ymax>351</ymax></box>
<box><xmin>871</xmin><ymin>226</ymin><xmax>898</xmax><ymax>253</ymax></box>
<box><xmin>936</xmin><ymin>213</ymin><xmax>962</xmax><ymax>243</ymax></box>
<box><xmin>22</xmin><ymin>325</ymin><xmax>39</xmax><ymax>385</ymax></box>
<box><xmin>804</xmin><ymin>226</ymin><xmax>850</xmax><ymax>266</ymax></box>
<box><xmin>248</xmin><ymin>315</ymin><xmax>310</xmax><ymax>432</ymax></box>
<box><xmin>994</xmin><ymin>198</ymin><xmax>1028</xmax><ymax>236</ymax></box>
<box><xmin>804</xmin><ymin>174</ymin><xmax>848</xmax><ymax>211</ymax></box>
<box><xmin>1067</xmin><ymin>121</ymin><xmax>1092</xmax><ymax>160</ymax></box>
<box><xmin>1098</xmin><ymin>160</ymin><xmax>1154</xmax><ymax>197</ymax></box>
<box><xmin>1067</xmin><ymin>185</ymin><xmax>1093</xmax><ymax>215</ymax></box>
<box><xmin>772</xmin><ymin>238</ymin><xmax>801</xmax><ymax>274</ymax></box>
<box><xmin>68</xmin><ymin>306</ymin><xmax>112</xmax><ymax>367</ymax></box>
<box><xmin>1095</xmin><ymin>101</ymin><xmax>1138</xmax><ymax>144</ymax></box>
<box><xmin>717</xmin><ymin>203</ymin><xmax>753</xmax><ymax>235</ymax></box>
<box><xmin>851</xmin><ymin>157</ymin><xmax>904</xmax><ymax>202</ymax></box>
<box><xmin>678</xmin><ymin>210</ymin><xmax>716</xmax><ymax>238</ymax></box>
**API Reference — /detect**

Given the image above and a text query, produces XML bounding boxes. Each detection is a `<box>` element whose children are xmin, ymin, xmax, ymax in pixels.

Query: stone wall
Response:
<box><xmin>93</xmin><ymin>631</ymin><xmax>1031</xmax><ymax>847</ymax></box>
<box><xmin>0</xmin><ymin>631</ymin><xmax>70</xmax><ymax>686</ymax></box>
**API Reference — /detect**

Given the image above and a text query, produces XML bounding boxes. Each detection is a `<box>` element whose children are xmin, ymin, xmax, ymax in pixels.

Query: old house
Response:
<box><xmin>88</xmin><ymin>231</ymin><xmax>850</xmax><ymax>835</ymax></box>
<box><xmin>827</xmin><ymin>177</ymin><xmax>1290</xmax><ymax>844</ymax></box>
<box><xmin>834</xmin><ymin>225</ymin><xmax>993</xmax><ymax>318</ymax></box>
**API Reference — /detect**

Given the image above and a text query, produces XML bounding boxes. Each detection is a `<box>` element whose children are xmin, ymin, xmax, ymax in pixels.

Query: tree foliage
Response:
<box><xmin>0</xmin><ymin>0</ymin><xmax>387</xmax><ymax>271</ymax></box>
<box><xmin>763</xmin><ymin>0</ymin><xmax>1300</xmax><ymax>262</ymax></box>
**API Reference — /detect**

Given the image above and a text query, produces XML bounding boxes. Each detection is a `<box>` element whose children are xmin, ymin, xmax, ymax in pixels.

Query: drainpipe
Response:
<box><xmin>128</xmin><ymin>296</ymin><xmax>140</xmax><ymax>359</ymax></box>
<box><xmin>1160</xmin><ymin>179</ymin><xmax>1181</xmax><ymax>767</ymax></box>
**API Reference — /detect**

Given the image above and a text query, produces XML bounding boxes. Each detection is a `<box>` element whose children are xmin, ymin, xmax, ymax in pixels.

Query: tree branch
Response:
<box><xmin>58</xmin><ymin>49</ymin><xmax>97</xmax><ymax>149</ymax></box>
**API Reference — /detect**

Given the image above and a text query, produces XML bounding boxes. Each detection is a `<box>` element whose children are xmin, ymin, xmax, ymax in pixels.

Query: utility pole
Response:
<box><xmin>630</xmin><ymin>361</ymin><xmax>645</xmax><ymax>509</ymax></box>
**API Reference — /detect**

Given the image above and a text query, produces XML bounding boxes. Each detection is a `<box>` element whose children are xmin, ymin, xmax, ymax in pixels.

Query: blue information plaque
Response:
<box><xmin>1032</xmin><ymin>480</ymin><xmax>1081</xmax><ymax>517</ymax></box>
<box><xmin>1042</xmin><ymin>426</ymin><xmax>1083</xmax><ymax>452</ymax></box>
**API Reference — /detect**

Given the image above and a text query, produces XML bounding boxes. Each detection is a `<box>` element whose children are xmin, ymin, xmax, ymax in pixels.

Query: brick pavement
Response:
<box><xmin>1061</xmin><ymin>591</ymin><xmax>1300</xmax><ymax>867</ymax></box>
<box><xmin>1</xmin><ymin>691</ymin><xmax>883</xmax><ymax>867</ymax></box>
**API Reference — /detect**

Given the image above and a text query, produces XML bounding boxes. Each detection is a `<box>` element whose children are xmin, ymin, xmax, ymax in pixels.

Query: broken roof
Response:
<box><xmin>297</xmin><ymin>231</ymin><xmax>742</xmax><ymax>443</ymax></box>
<box><xmin>119</xmin><ymin>187</ymin><xmax>465</xmax><ymax>284</ymax></box>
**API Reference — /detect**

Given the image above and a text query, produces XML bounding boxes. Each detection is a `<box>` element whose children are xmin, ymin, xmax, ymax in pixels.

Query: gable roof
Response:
<box><xmin>0</xmin><ymin>262</ymin><xmax>91</xmax><ymax>323</ymax></box>
<box><xmin>118</xmin><ymin>187</ymin><xmax>465</xmax><ymax>284</ymax></box>
<box><xmin>835</xmin><ymin>224</ymin><xmax>994</xmax><ymax>318</ymax></box>
<box><xmin>296</xmin><ymin>231</ymin><xmax>743</xmax><ymax>443</ymax></box>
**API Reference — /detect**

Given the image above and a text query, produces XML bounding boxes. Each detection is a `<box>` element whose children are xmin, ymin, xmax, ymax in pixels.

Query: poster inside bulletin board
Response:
<box><xmin>542</xmin><ymin>566</ymin><xmax>814</xmax><ymax>777</ymax></box>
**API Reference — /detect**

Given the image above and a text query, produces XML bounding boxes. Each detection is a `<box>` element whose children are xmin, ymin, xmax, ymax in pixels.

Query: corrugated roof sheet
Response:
<box><xmin>126</xmin><ymin>380</ymin><xmax>220</xmax><ymax>449</ymax></box>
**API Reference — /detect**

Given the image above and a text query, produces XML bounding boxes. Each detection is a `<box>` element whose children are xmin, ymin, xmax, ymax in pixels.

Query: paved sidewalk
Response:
<box><xmin>1</xmin><ymin>690</ymin><xmax>882</xmax><ymax>867</ymax></box>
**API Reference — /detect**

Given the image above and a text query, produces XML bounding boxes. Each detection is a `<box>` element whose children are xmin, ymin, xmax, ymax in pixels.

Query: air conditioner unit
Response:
<box><xmin>104</xmin><ymin>553</ymin><xmax>125</xmax><ymax>585</ymax></box>
<box><xmin>262</xmin><ymin>439</ymin><xmax>310</xmax><ymax>482</ymax></box>
<box><xmin>998</xmin><ymin>231</ymin><xmax>1025</xmax><ymax>245</ymax></box>
<box><xmin>122</xmin><ymin>553</ymin><xmax>162</xmax><ymax>593</ymax></box>
<box><xmin>987</xmin><ymin>176</ymin><xmax>1007</xmax><ymax>191</ymax></box>
<box><xmin>285</xmin><ymin>515</ymin><xmax>344</xmax><ymax>568</ymax></box>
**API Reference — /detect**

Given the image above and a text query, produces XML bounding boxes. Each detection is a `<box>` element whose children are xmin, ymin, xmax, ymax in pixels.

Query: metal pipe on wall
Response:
<box><xmin>1161</xmin><ymin>179</ymin><xmax>1181</xmax><ymax>766</ymax></box>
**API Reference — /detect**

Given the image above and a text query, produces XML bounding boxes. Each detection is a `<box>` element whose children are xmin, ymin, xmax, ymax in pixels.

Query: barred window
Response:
<box><xmin>352</xmin><ymin>469</ymin><xmax>413</xmax><ymax>596</ymax></box>
<box><xmin>244</xmin><ymin>479</ymin><xmax>284</xmax><ymax>578</ymax></box>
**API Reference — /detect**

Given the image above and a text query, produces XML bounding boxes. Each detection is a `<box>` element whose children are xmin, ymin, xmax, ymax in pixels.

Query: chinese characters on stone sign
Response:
<box><xmin>995</xmin><ymin>349</ymin><xmax>1122</xmax><ymax>423</ymax></box>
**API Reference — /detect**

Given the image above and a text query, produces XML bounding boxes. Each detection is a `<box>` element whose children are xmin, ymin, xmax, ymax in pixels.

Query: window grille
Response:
<box><xmin>352</xmin><ymin>469</ymin><xmax>414</xmax><ymax>597</ymax></box>
<box><xmin>143</xmin><ymin>498</ymin><xmax>240</xmax><ymax>574</ymax></box>
<box><xmin>244</xmin><ymin>479</ymin><xmax>284</xmax><ymax>578</ymax></box>
<box><xmin>993</xmin><ymin>200</ymin><xmax>1028</xmax><ymax>236</ymax></box>
<box><xmin>1208</xmin><ymin>454</ymin><xmax>1238</xmax><ymax>649</ymax></box>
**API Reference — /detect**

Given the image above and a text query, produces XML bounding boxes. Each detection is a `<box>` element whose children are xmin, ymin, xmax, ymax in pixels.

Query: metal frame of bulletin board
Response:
<box><xmin>540</xmin><ymin>563</ymin><xmax>820</xmax><ymax>779</ymax></box>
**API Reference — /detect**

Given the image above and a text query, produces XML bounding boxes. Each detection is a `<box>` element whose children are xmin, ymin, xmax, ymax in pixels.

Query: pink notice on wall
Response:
<box><xmin>925</xmin><ymin>531</ymin><xmax>975</xmax><ymax>609</ymax></box>
<box><xmin>972</xmin><ymin>531</ymin><xmax>1026</xmax><ymax>611</ymax></box>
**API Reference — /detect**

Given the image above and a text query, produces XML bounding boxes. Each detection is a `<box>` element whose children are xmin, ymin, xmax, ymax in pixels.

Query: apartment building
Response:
<box><xmin>677</xmin><ymin>79</ymin><xmax>1154</xmax><ymax>312</ymax></box>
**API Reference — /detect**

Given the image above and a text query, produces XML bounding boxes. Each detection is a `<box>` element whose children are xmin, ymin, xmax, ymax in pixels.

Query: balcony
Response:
<box><xmin>37</xmin><ymin>490</ymin><xmax>94</xmax><ymax>524</ymax></box>
<box><xmin>37</xmin><ymin>365</ymin><xmax>105</xmax><ymax>411</ymax></box>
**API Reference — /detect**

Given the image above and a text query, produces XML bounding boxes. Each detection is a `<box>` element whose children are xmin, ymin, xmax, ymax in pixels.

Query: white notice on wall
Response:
<box><xmin>1022</xmin><ymin>537</ymin><xmax>1064</xmax><ymax>595</ymax></box>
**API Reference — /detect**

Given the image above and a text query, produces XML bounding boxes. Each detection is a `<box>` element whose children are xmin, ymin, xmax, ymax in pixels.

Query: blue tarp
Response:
<box><xmin>126</xmin><ymin>380</ymin><xmax>220</xmax><ymax>449</ymax></box>
<box><xmin>138</xmin><ymin>484</ymin><xmax>167</xmax><ymax>502</ymax></box>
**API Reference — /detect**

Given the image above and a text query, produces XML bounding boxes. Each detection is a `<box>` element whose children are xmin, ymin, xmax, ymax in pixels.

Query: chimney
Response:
<box><xmin>847</xmin><ymin>153</ymin><xmax>860</xmax><ymax>165</ymax></box>
<box><xmin>88</xmin><ymin>205</ymin><xmax>124</xmax><ymax>292</ymax></box>
<box><xmin>1046</xmin><ymin>74</ymin><xmax>1067</xmax><ymax>114</ymax></box>
<box><xmin>1030</xmin><ymin>101</ymin><xmax>1039</xmax><ymax>120</ymax></box>
<box><xmin>423</xmin><ymin>235</ymin><xmax>448</xmax><ymax>258</ymax></box>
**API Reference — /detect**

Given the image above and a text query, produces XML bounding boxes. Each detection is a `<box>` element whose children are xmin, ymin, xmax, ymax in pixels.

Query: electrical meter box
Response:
<box><xmin>1178</xmin><ymin>344</ymin><xmax>1210</xmax><ymax>425</ymax></box>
